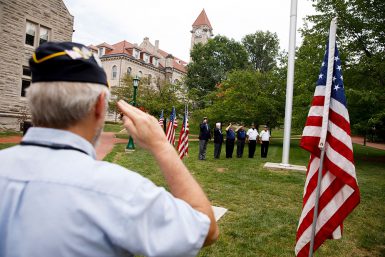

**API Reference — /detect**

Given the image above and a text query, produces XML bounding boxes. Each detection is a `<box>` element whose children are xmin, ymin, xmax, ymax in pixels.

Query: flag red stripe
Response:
<box><xmin>329</xmin><ymin>109</ymin><xmax>351</xmax><ymax>136</ymax></box>
<box><xmin>311</xmin><ymin>95</ymin><xmax>325</xmax><ymax>106</ymax></box>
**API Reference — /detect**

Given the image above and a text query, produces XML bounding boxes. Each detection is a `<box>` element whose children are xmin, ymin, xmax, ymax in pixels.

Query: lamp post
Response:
<box><xmin>126</xmin><ymin>75</ymin><xmax>140</xmax><ymax>151</ymax></box>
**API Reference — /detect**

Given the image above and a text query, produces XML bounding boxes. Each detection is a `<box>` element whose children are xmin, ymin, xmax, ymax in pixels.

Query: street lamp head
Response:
<box><xmin>133</xmin><ymin>75</ymin><xmax>140</xmax><ymax>88</ymax></box>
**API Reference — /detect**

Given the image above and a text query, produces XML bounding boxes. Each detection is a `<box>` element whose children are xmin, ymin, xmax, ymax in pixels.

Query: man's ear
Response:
<box><xmin>94</xmin><ymin>92</ymin><xmax>106</xmax><ymax>119</ymax></box>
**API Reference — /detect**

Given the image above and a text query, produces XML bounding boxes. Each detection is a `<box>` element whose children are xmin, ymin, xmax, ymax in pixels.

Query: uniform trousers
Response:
<box><xmin>226</xmin><ymin>139</ymin><xmax>235</xmax><ymax>158</ymax></box>
<box><xmin>199</xmin><ymin>140</ymin><xmax>208</xmax><ymax>160</ymax></box>
<box><xmin>214</xmin><ymin>143</ymin><xmax>222</xmax><ymax>159</ymax></box>
<box><xmin>261</xmin><ymin>141</ymin><xmax>269</xmax><ymax>158</ymax></box>
<box><xmin>248</xmin><ymin>140</ymin><xmax>257</xmax><ymax>158</ymax></box>
<box><xmin>236</xmin><ymin>139</ymin><xmax>245</xmax><ymax>158</ymax></box>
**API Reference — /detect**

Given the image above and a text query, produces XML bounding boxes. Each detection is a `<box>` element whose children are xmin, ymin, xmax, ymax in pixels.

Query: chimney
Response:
<box><xmin>155</xmin><ymin>40</ymin><xmax>159</xmax><ymax>53</ymax></box>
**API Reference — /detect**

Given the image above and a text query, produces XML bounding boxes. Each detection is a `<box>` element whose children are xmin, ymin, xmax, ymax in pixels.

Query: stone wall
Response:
<box><xmin>0</xmin><ymin>0</ymin><xmax>73</xmax><ymax>130</ymax></box>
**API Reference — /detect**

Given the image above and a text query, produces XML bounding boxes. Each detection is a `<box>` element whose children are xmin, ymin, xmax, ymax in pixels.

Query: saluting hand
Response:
<box><xmin>117</xmin><ymin>100</ymin><xmax>168</xmax><ymax>153</ymax></box>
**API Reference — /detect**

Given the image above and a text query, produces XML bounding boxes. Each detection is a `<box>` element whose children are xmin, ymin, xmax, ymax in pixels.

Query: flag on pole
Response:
<box><xmin>158</xmin><ymin>110</ymin><xmax>164</xmax><ymax>127</ymax></box>
<box><xmin>295</xmin><ymin>20</ymin><xmax>360</xmax><ymax>257</ymax></box>
<box><xmin>177</xmin><ymin>105</ymin><xmax>189</xmax><ymax>159</ymax></box>
<box><xmin>165</xmin><ymin>107</ymin><xmax>178</xmax><ymax>145</ymax></box>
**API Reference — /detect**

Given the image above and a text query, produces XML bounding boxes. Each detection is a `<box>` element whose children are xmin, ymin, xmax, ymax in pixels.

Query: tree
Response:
<box><xmin>242</xmin><ymin>30</ymin><xmax>280</xmax><ymax>72</ymax></box>
<box><xmin>201</xmin><ymin>70</ymin><xmax>285</xmax><ymax>128</ymax></box>
<box><xmin>109</xmin><ymin>75</ymin><xmax>184</xmax><ymax>118</ymax></box>
<box><xmin>186</xmin><ymin>35</ymin><xmax>250</xmax><ymax>102</ymax></box>
<box><xmin>293</xmin><ymin>0</ymin><xmax>385</xmax><ymax>139</ymax></box>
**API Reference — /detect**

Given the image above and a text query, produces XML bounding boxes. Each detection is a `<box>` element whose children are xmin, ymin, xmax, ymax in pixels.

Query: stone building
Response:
<box><xmin>190</xmin><ymin>9</ymin><xmax>213</xmax><ymax>53</ymax></box>
<box><xmin>0</xmin><ymin>0</ymin><xmax>74</xmax><ymax>130</ymax></box>
<box><xmin>91</xmin><ymin>8</ymin><xmax>213</xmax><ymax>91</ymax></box>
<box><xmin>89</xmin><ymin>37</ymin><xmax>188</xmax><ymax>89</ymax></box>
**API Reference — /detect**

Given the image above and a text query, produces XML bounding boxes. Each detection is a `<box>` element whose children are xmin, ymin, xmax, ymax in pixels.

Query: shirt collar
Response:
<box><xmin>22</xmin><ymin>127</ymin><xmax>96</xmax><ymax>159</ymax></box>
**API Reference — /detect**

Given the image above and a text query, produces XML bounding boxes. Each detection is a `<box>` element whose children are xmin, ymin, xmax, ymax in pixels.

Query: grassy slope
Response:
<box><xmin>105</xmin><ymin>139</ymin><xmax>385</xmax><ymax>257</ymax></box>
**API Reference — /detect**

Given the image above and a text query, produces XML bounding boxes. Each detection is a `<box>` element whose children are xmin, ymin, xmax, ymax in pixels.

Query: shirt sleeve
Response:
<box><xmin>113</xmin><ymin>178</ymin><xmax>211</xmax><ymax>257</ymax></box>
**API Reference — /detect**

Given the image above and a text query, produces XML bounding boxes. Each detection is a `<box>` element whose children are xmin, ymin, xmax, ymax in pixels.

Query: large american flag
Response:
<box><xmin>165</xmin><ymin>107</ymin><xmax>178</xmax><ymax>145</ymax></box>
<box><xmin>295</xmin><ymin>40</ymin><xmax>360</xmax><ymax>255</ymax></box>
<box><xmin>158</xmin><ymin>110</ymin><xmax>164</xmax><ymax>127</ymax></box>
<box><xmin>177</xmin><ymin>105</ymin><xmax>189</xmax><ymax>159</ymax></box>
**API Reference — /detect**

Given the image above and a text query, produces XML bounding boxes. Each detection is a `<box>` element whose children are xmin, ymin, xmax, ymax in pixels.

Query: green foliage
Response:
<box><xmin>293</xmin><ymin>0</ymin><xmax>385</xmax><ymax>139</ymax></box>
<box><xmin>108</xmin><ymin>74</ymin><xmax>184</xmax><ymax>118</ymax></box>
<box><xmin>242</xmin><ymin>30</ymin><xmax>280</xmax><ymax>72</ymax></box>
<box><xmin>186</xmin><ymin>35</ymin><xmax>250</xmax><ymax>102</ymax></box>
<box><xmin>201</xmin><ymin>70</ymin><xmax>285</xmax><ymax>127</ymax></box>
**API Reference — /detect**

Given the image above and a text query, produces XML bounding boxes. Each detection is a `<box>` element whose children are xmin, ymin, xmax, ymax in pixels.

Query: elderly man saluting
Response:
<box><xmin>0</xmin><ymin>42</ymin><xmax>218</xmax><ymax>257</ymax></box>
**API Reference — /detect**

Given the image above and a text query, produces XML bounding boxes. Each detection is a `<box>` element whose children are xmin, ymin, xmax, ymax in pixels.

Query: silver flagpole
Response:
<box><xmin>282</xmin><ymin>0</ymin><xmax>298</xmax><ymax>165</ymax></box>
<box><xmin>308</xmin><ymin>17</ymin><xmax>338</xmax><ymax>257</ymax></box>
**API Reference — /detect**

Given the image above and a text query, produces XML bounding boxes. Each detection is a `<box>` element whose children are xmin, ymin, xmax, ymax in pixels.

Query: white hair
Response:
<box><xmin>26</xmin><ymin>82</ymin><xmax>110</xmax><ymax>128</ymax></box>
<box><xmin>216</xmin><ymin>122</ymin><xmax>221</xmax><ymax>128</ymax></box>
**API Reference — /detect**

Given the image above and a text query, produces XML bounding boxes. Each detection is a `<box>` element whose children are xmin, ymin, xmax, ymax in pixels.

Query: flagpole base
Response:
<box><xmin>263</xmin><ymin>162</ymin><xmax>306</xmax><ymax>173</ymax></box>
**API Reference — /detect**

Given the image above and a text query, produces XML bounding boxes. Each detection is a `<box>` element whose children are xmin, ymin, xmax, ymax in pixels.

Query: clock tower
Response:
<box><xmin>190</xmin><ymin>9</ymin><xmax>213</xmax><ymax>55</ymax></box>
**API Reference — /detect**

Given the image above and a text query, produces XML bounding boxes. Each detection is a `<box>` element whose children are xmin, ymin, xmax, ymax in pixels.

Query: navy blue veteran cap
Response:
<box><xmin>29</xmin><ymin>42</ymin><xmax>109</xmax><ymax>87</ymax></box>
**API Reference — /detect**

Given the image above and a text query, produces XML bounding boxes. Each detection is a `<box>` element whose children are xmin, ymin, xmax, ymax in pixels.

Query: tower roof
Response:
<box><xmin>192</xmin><ymin>9</ymin><xmax>212</xmax><ymax>29</ymax></box>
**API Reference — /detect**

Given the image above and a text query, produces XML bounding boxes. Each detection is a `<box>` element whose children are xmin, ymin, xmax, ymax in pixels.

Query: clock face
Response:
<box><xmin>195</xmin><ymin>29</ymin><xmax>202</xmax><ymax>37</ymax></box>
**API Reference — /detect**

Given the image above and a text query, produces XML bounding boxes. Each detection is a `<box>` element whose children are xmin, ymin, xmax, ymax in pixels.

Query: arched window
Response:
<box><xmin>127</xmin><ymin>67</ymin><xmax>132</xmax><ymax>75</ymax></box>
<box><xmin>138</xmin><ymin>71</ymin><xmax>142</xmax><ymax>78</ymax></box>
<box><xmin>112</xmin><ymin>65</ymin><xmax>117</xmax><ymax>80</ymax></box>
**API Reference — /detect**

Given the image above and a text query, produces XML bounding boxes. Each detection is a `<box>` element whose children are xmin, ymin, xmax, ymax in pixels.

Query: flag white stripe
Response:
<box><xmin>308</xmin><ymin>106</ymin><xmax>324</xmax><ymax>117</ymax></box>
<box><xmin>298</xmin><ymin>169</ymin><xmax>336</xmax><ymax>226</ymax></box>
<box><xmin>295</xmin><ymin>184</ymin><xmax>354</xmax><ymax>254</ymax></box>
<box><xmin>325</xmin><ymin>142</ymin><xmax>356</xmax><ymax>178</ymax></box>
<box><xmin>328</xmin><ymin>120</ymin><xmax>353</xmax><ymax>150</ymax></box>
<box><xmin>330</xmin><ymin>98</ymin><xmax>350</xmax><ymax>123</ymax></box>
<box><xmin>314</xmin><ymin>85</ymin><xmax>326</xmax><ymax>96</ymax></box>
<box><xmin>302</xmin><ymin>126</ymin><xmax>322</xmax><ymax>137</ymax></box>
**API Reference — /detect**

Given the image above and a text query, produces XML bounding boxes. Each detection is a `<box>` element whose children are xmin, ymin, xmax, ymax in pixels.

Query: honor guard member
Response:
<box><xmin>246</xmin><ymin>123</ymin><xmax>259</xmax><ymax>158</ymax></box>
<box><xmin>0</xmin><ymin>42</ymin><xmax>218</xmax><ymax>257</ymax></box>
<box><xmin>213</xmin><ymin>122</ymin><xmax>223</xmax><ymax>159</ymax></box>
<box><xmin>235</xmin><ymin>125</ymin><xmax>246</xmax><ymax>158</ymax></box>
<box><xmin>225</xmin><ymin>123</ymin><xmax>236</xmax><ymax>158</ymax></box>
<box><xmin>198</xmin><ymin>117</ymin><xmax>211</xmax><ymax>160</ymax></box>
<box><xmin>260</xmin><ymin>125</ymin><xmax>271</xmax><ymax>158</ymax></box>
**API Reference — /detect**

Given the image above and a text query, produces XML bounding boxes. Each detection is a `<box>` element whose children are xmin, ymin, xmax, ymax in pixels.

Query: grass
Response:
<box><xmin>0</xmin><ymin>143</ymin><xmax>17</xmax><ymax>150</ymax></box>
<box><xmin>105</xmin><ymin>139</ymin><xmax>385</xmax><ymax>257</ymax></box>
<box><xmin>103</xmin><ymin>123</ymin><xmax>124</xmax><ymax>133</ymax></box>
<box><xmin>0</xmin><ymin>131</ymin><xmax>22</xmax><ymax>138</ymax></box>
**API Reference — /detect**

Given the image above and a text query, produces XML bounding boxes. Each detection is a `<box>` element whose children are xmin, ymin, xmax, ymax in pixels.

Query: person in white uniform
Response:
<box><xmin>260</xmin><ymin>125</ymin><xmax>271</xmax><ymax>158</ymax></box>
<box><xmin>246</xmin><ymin>123</ymin><xmax>259</xmax><ymax>158</ymax></box>
<box><xmin>0</xmin><ymin>42</ymin><xmax>218</xmax><ymax>257</ymax></box>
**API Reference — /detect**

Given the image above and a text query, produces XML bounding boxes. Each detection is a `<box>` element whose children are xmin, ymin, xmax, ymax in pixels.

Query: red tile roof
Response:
<box><xmin>192</xmin><ymin>9</ymin><xmax>212</xmax><ymax>29</ymax></box>
<box><xmin>96</xmin><ymin>42</ymin><xmax>114</xmax><ymax>50</ymax></box>
<box><xmin>87</xmin><ymin>44</ymin><xmax>98</xmax><ymax>51</ymax></box>
<box><xmin>100</xmin><ymin>40</ymin><xmax>187</xmax><ymax>73</ymax></box>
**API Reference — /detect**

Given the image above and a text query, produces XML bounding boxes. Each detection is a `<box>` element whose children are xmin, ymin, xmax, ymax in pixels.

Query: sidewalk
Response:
<box><xmin>0</xmin><ymin>132</ymin><xmax>127</xmax><ymax>160</ymax></box>
<box><xmin>1</xmin><ymin>134</ymin><xmax>384</xmax><ymax>160</ymax></box>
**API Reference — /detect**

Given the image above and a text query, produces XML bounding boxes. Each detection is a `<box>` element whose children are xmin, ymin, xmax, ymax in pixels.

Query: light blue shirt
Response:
<box><xmin>0</xmin><ymin>128</ymin><xmax>210</xmax><ymax>257</ymax></box>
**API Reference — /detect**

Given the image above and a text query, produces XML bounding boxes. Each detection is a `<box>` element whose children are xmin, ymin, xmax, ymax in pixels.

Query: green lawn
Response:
<box><xmin>105</xmin><ymin>139</ymin><xmax>385</xmax><ymax>257</ymax></box>
<box><xmin>0</xmin><ymin>131</ymin><xmax>22</xmax><ymax>138</ymax></box>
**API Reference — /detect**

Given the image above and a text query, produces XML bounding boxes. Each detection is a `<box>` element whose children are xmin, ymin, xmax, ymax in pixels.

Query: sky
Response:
<box><xmin>63</xmin><ymin>0</ymin><xmax>316</xmax><ymax>62</ymax></box>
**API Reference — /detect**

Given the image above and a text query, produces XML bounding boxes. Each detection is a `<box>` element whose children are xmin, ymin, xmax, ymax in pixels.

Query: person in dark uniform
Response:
<box><xmin>198</xmin><ymin>117</ymin><xmax>211</xmax><ymax>160</ymax></box>
<box><xmin>260</xmin><ymin>125</ymin><xmax>271</xmax><ymax>158</ymax></box>
<box><xmin>246</xmin><ymin>123</ymin><xmax>259</xmax><ymax>158</ymax></box>
<box><xmin>225</xmin><ymin>123</ymin><xmax>235</xmax><ymax>158</ymax></box>
<box><xmin>213</xmin><ymin>122</ymin><xmax>223</xmax><ymax>159</ymax></box>
<box><xmin>236</xmin><ymin>125</ymin><xmax>246</xmax><ymax>158</ymax></box>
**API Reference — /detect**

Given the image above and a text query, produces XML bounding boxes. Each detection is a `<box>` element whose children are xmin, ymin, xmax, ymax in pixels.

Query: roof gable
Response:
<box><xmin>192</xmin><ymin>9</ymin><xmax>212</xmax><ymax>29</ymax></box>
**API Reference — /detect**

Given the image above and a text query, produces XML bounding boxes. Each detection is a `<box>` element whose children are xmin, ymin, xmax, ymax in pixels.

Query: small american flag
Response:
<box><xmin>295</xmin><ymin>30</ymin><xmax>360</xmax><ymax>256</ymax></box>
<box><xmin>165</xmin><ymin>107</ymin><xmax>178</xmax><ymax>145</ymax></box>
<box><xmin>158</xmin><ymin>110</ymin><xmax>164</xmax><ymax>127</ymax></box>
<box><xmin>177</xmin><ymin>105</ymin><xmax>189</xmax><ymax>159</ymax></box>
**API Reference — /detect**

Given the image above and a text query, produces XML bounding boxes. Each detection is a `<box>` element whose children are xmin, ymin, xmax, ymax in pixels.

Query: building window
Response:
<box><xmin>25</xmin><ymin>21</ymin><xmax>37</xmax><ymax>46</ymax></box>
<box><xmin>99</xmin><ymin>48</ymin><xmax>105</xmax><ymax>57</ymax></box>
<box><xmin>112</xmin><ymin>65</ymin><xmax>117</xmax><ymax>80</ymax></box>
<box><xmin>25</xmin><ymin>20</ymin><xmax>50</xmax><ymax>47</ymax></box>
<box><xmin>127</xmin><ymin>67</ymin><xmax>132</xmax><ymax>75</ymax></box>
<box><xmin>21</xmin><ymin>66</ymin><xmax>31</xmax><ymax>97</ymax></box>
<box><xmin>39</xmin><ymin>26</ymin><xmax>49</xmax><ymax>45</ymax></box>
<box><xmin>133</xmin><ymin>50</ymin><xmax>139</xmax><ymax>59</ymax></box>
<box><xmin>144</xmin><ymin>54</ymin><xmax>149</xmax><ymax>63</ymax></box>
<box><xmin>153</xmin><ymin>58</ymin><xmax>158</xmax><ymax>67</ymax></box>
<box><xmin>138</xmin><ymin>71</ymin><xmax>142</xmax><ymax>78</ymax></box>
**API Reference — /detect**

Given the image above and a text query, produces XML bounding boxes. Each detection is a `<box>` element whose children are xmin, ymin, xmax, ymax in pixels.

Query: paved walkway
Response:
<box><xmin>1</xmin><ymin>134</ymin><xmax>384</xmax><ymax>160</ymax></box>
<box><xmin>0</xmin><ymin>132</ymin><xmax>127</xmax><ymax>160</ymax></box>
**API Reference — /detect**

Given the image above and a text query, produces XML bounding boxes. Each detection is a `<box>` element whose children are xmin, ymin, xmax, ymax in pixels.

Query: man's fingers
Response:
<box><xmin>122</xmin><ymin>115</ymin><xmax>138</xmax><ymax>138</ymax></box>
